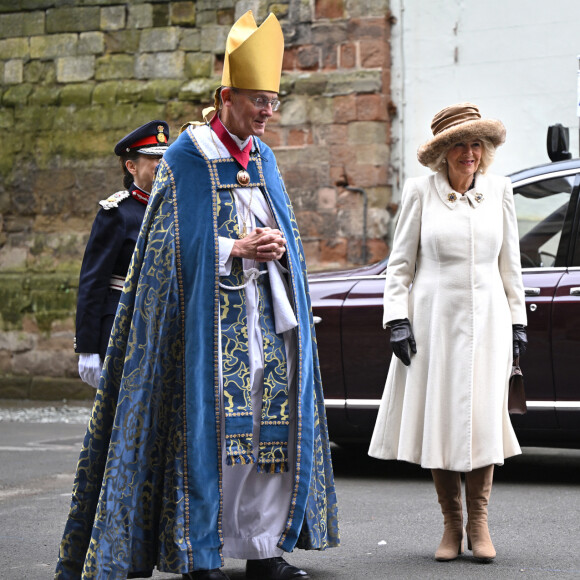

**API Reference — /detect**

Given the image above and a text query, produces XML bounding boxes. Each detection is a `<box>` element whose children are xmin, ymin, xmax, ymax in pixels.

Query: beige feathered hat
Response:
<box><xmin>417</xmin><ymin>102</ymin><xmax>506</xmax><ymax>167</ymax></box>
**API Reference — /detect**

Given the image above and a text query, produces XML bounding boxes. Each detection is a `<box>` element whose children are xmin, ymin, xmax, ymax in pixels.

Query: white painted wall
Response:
<box><xmin>389</xmin><ymin>0</ymin><xmax>580</xmax><ymax>195</ymax></box>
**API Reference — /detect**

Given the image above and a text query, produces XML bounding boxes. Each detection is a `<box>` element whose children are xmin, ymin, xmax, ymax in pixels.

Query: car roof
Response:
<box><xmin>509</xmin><ymin>157</ymin><xmax>580</xmax><ymax>185</ymax></box>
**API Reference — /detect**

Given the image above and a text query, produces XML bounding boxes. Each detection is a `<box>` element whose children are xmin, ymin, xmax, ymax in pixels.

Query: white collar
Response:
<box><xmin>217</xmin><ymin>116</ymin><xmax>252</xmax><ymax>151</ymax></box>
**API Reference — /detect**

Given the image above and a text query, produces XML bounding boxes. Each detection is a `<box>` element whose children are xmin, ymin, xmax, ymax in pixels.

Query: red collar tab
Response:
<box><xmin>130</xmin><ymin>185</ymin><xmax>150</xmax><ymax>205</ymax></box>
<box><xmin>210</xmin><ymin>115</ymin><xmax>252</xmax><ymax>169</ymax></box>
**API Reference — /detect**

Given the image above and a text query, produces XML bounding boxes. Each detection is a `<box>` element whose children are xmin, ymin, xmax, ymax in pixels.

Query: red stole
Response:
<box><xmin>210</xmin><ymin>115</ymin><xmax>252</xmax><ymax>169</ymax></box>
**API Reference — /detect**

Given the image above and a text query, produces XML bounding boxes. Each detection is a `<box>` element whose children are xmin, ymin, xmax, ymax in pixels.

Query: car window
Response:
<box><xmin>513</xmin><ymin>175</ymin><xmax>575</xmax><ymax>268</ymax></box>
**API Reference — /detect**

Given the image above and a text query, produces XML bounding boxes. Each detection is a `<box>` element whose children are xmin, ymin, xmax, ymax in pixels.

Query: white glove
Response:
<box><xmin>78</xmin><ymin>353</ymin><xmax>102</xmax><ymax>389</ymax></box>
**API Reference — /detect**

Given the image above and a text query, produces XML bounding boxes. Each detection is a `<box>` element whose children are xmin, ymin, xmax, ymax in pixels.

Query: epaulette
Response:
<box><xmin>179</xmin><ymin>106</ymin><xmax>216</xmax><ymax>134</ymax></box>
<box><xmin>99</xmin><ymin>190</ymin><xmax>130</xmax><ymax>210</ymax></box>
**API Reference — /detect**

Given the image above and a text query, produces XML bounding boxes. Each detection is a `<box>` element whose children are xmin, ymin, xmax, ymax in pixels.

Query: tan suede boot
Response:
<box><xmin>465</xmin><ymin>465</ymin><xmax>496</xmax><ymax>562</ymax></box>
<box><xmin>431</xmin><ymin>469</ymin><xmax>464</xmax><ymax>561</ymax></box>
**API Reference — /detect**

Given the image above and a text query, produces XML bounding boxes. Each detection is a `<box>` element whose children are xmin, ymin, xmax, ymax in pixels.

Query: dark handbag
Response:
<box><xmin>508</xmin><ymin>357</ymin><xmax>527</xmax><ymax>414</ymax></box>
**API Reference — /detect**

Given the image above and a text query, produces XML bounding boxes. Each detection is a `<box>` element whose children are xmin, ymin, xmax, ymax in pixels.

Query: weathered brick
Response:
<box><xmin>185</xmin><ymin>52</ymin><xmax>213</xmax><ymax>78</ymax></box>
<box><xmin>4</xmin><ymin>60</ymin><xmax>23</xmax><ymax>85</ymax></box>
<box><xmin>28</xmin><ymin>377</ymin><xmax>94</xmax><ymax>400</ymax></box>
<box><xmin>46</xmin><ymin>7</ymin><xmax>100</xmax><ymax>34</ymax></box>
<box><xmin>347</xmin><ymin>17</ymin><xmax>388</xmax><ymax>39</ymax></box>
<box><xmin>92</xmin><ymin>81</ymin><xmax>118</xmax><ymax>105</ymax></box>
<box><xmin>180</xmin><ymin>28</ymin><xmax>201</xmax><ymax>51</ymax></box>
<box><xmin>60</xmin><ymin>83</ymin><xmax>94</xmax><ymax>106</ymax></box>
<box><xmin>152</xmin><ymin>3</ymin><xmax>170</xmax><ymax>27</ymax></box>
<box><xmin>30</xmin><ymin>34</ymin><xmax>77</xmax><ymax>59</ymax></box>
<box><xmin>2</xmin><ymin>84</ymin><xmax>33</xmax><ymax>107</ymax></box>
<box><xmin>355</xmin><ymin>93</ymin><xmax>388</xmax><ymax>121</ymax></box>
<box><xmin>293</xmin><ymin>72</ymin><xmax>327</xmax><ymax>95</ymax></box>
<box><xmin>0</xmin><ymin>107</ymin><xmax>14</xmax><ymax>129</ymax></box>
<box><xmin>297</xmin><ymin>45</ymin><xmax>319</xmax><ymax>70</ymax></box>
<box><xmin>139</xmin><ymin>27</ymin><xmax>180</xmax><ymax>52</ymax></box>
<box><xmin>29</xmin><ymin>86</ymin><xmax>61</xmax><ymax>106</ymax></box>
<box><xmin>306</xmin><ymin>97</ymin><xmax>334</xmax><ymax>125</ymax></box>
<box><xmin>367</xmin><ymin>207</ymin><xmax>392</xmax><ymax>237</ymax></box>
<box><xmin>216</xmin><ymin>8</ymin><xmax>235</xmax><ymax>25</ymax></box>
<box><xmin>104</xmin><ymin>29</ymin><xmax>141</xmax><ymax>54</ymax></box>
<box><xmin>278</xmin><ymin>96</ymin><xmax>308</xmax><ymax>127</ymax></box>
<box><xmin>141</xmin><ymin>79</ymin><xmax>183</xmax><ymax>102</ymax></box>
<box><xmin>96</xmin><ymin>54</ymin><xmax>135</xmax><ymax>81</ymax></box>
<box><xmin>24</xmin><ymin>60</ymin><xmax>55</xmax><ymax>84</ymax></box>
<box><xmin>56</xmin><ymin>56</ymin><xmax>95</xmax><ymax>83</ymax></box>
<box><xmin>301</xmin><ymin>240</ymin><xmax>321</xmax><ymax>265</ymax></box>
<box><xmin>269</xmin><ymin>4</ymin><xmax>290</xmax><ymax>19</ymax></box>
<box><xmin>288</xmin><ymin>128</ymin><xmax>313</xmax><ymax>147</ymax></box>
<box><xmin>326</xmin><ymin>70</ymin><xmax>383</xmax><ymax>95</ymax></box>
<box><xmin>0</xmin><ymin>37</ymin><xmax>29</xmax><ymax>59</ymax></box>
<box><xmin>179</xmin><ymin>77</ymin><xmax>216</xmax><ymax>101</ymax></box>
<box><xmin>261</xmin><ymin>125</ymin><xmax>283</xmax><ymax>148</ymax></box>
<box><xmin>78</xmin><ymin>32</ymin><xmax>105</xmax><ymax>55</ymax></box>
<box><xmin>282</xmin><ymin>47</ymin><xmax>297</xmax><ymax>71</ymax></box>
<box><xmin>348</xmin><ymin>121</ymin><xmax>387</xmax><ymax>145</ymax></box>
<box><xmin>318</xmin><ymin>187</ymin><xmax>337</xmax><ymax>209</ymax></box>
<box><xmin>366</xmin><ymin>238</ymin><xmax>389</xmax><ymax>263</ymax></box>
<box><xmin>128</xmin><ymin>3</ymin><xmax>153</xmax><ymax>29</ymax></box>
<box><xmin>115</xmin><ymin>80</ymin><xmax>145</xmax><ymax>104</ymax></box>
<box><xmin>315</xmin><ymin>0</ymin><xmax>345</xmax><ymax>19</ymax></box>
<box><xmin>315</xmin><ymin>123</ymin><xmax>348</xmax><ymax>146</ymax></box>
<box><xmin>0</xmin><ymin>11</ymin><xmax>44</xmax><ymax>38</ymax></box>
<box><xmin>344</xmin><ymin>163</ymin><xmax>387</xmax><ymax>189</ymax></box>
<box><xmin>355</xmin><ymin>143</ymin><xmax>389</xmax><ymax>166</ymax></box>
<box><xmin>360</xmin><ymin>39</ymin><xmax>386</xmax><ymax>68</ymax></box>
<box><xmin>101</xmin><ymin>5</ymin><xmax>126</xmax><ymax>31</ymax></box>
<box><xmin>171</xmin><ymin>2</ymin><xmax>196</xmax><ymax>26</ymax></box>
<box><xmin>333</xmin><ymin>94</ymin><xmax>358</xmax><ymax>123</ymax></box>
<box><xmin>135</xmin><ymin>51</ymin><xmax>184</xmax><ymax>79</ymax></box>
<box><xmin>200</xmin><ymin>25</ymin><xmax>229</xmax><ymax>53</ymax></box>
<box><xmin>340</xmin><ymin>42</ymin><xmax>356</xmax><ymax>68</ymax></box>
<box><xmin>319</xmin><ymin>238</ymin><xmax>347</xmax><ymax>265</ymax></box>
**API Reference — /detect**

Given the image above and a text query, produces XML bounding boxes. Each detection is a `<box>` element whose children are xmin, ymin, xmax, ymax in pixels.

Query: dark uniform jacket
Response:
<box><xmin>75</xmin><ymin>184</ymin><xmax>149</xmax><ymax>358</ymax></box>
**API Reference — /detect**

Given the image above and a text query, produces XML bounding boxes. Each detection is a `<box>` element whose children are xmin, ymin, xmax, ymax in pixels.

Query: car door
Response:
<box><xmin>551</xmin><ymin>180</ymin><xmax>580</xmax><ymax>438</ymax></box>
<box><xmin>511</xmin><ymin>169</ymin><xmax>580</xmax><ymax>437</ymax></box>
<box><xmin>340</xmin><ymin>272</ymin><xmax>389</xmax><ymax>439</ymax></box>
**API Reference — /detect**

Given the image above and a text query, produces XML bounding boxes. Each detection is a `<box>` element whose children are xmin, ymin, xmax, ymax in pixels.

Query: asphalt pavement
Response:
<box><xmin>1</xmin><ymin>400</ymin><xmax>579</xmax><ymax>579</ymax></box>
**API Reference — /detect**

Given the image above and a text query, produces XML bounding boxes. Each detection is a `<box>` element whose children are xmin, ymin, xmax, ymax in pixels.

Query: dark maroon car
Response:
<box><xmin>310</xmin><ymin>155</ymin><xmax>580</xmax><ymax>448</ymax></box>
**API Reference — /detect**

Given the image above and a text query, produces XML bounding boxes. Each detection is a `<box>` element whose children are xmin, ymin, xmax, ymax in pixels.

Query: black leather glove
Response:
<box><xmin>388</xmin><ymin>318</ymin><xmax>417</xmax><ymax>366</ymax></box>
<box><xmin>512</xmin><ymin>324</ymin><xmax>527</xmax><ymax>359</ymax></box>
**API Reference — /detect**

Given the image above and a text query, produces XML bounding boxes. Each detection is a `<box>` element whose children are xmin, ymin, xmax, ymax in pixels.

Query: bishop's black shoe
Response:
<box><xmin>246</xmin><ymin>557</ymin><xmax>309</xmax><ymax>580</ymax></box>
<box><xmin>182</xmin><ymin>569</ymin><xmax>230</xmax><ymax>580</ymax></box>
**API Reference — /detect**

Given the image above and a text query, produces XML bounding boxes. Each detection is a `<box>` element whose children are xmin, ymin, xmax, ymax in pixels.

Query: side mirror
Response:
<box><xmin>547</xmin><ymin>124</ymin><xmax>572</xmax><ymax>162</ymax></box>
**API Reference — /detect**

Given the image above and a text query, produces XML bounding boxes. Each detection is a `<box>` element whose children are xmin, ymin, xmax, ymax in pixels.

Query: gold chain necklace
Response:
<box><xmin>209</xmin><ymin>125</ymin><xmax>254</xmax><ymax>239</ymax></box>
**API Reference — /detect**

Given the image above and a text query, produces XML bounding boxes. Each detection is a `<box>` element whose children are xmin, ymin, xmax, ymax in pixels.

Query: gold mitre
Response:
<box><xmin>221</xmin><ymin>10</ymin><xmax>284</xmax><ymax>92</ymax></box>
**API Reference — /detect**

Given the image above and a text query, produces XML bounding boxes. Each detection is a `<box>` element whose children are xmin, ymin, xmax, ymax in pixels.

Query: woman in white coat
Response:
<box><xmin>368</xmin><ymin>103</ymin><xmax>528</xmax><ymax>563</ymax></box>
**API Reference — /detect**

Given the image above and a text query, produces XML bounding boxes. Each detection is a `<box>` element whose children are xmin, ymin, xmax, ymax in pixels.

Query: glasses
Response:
<box><xmin>233</xmin><ymin>90</ymin><xmax>280</xmax><ymax>112</ymax></box>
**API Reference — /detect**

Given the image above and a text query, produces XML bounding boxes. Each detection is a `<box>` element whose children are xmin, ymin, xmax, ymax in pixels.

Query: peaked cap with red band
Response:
<box><xmin>114</xmin><ymin>120</ymin><xmax>170</xmax><ymax>157</ymax></box>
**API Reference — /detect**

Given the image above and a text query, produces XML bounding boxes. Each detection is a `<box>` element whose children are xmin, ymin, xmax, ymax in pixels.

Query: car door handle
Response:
<box><xmin>525</xmin><ymin>287</ymin><xmax>540</xmax><ymax>296</ymax></box>
<box><xmin>313</xmin><ymin>316</ymin><xmax>322</xmax><ymax>325</ymax></box>
<box><xmin>571</xmin><ymin>287</ymin><xmax>580</xmax><ymax>296</ymax></box>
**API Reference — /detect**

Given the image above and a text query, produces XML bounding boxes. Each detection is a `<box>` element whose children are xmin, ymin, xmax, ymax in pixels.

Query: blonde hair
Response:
<box><xmin>429</xmin><ymin>137</ymin><xmax>496</xmax><ymax>174</ymax></box>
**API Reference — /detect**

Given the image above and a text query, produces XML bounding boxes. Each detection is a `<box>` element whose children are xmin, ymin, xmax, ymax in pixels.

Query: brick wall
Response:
<box><xmin>0</xmin><ymin>0</ymin><xmax>393</xmax><ymax>398</ymax></box>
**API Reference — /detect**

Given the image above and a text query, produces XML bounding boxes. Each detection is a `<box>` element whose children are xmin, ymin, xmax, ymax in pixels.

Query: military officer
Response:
<box><xmin>75</xmin><ymin>121</ymin><xmax>170</xmax><ymax>388</ymax></box>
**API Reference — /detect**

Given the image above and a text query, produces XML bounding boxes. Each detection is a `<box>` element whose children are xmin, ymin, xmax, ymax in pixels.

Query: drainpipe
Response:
<box><xmin>345</xmin><ymin>186</ymin><xmax>368</xmax><ymax>264</ymax></box>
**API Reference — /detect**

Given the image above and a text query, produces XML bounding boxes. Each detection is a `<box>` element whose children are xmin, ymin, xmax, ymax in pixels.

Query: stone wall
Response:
<box><xmin>0</xmin><ymin>0</ymin><xmax>393</xmax><ymax>398</ymax></box>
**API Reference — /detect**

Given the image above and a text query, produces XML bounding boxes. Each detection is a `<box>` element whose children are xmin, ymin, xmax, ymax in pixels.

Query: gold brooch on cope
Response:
<box><xmin>237</xmin><ymin>170</ymin><xmax>250</xmax><ymax>187</ymax></box>
<box><xmin>157</xmin><ymin>125</ymin><xmax>166</xmax><ymax>143</ymax></box>
<box><xmin>447</xmin><ymin>193</ymin><xmax>457</xmax><ymax>203</ymax></box>
<box><xmin>474</xmin><ymin>193</ymin><xmax>484</xmax><ymax>203</ymax></box>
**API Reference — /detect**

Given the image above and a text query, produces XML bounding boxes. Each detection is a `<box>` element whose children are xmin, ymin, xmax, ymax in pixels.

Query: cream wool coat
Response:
<box><xmin>368</xmin><ymin>171</ymin><xmax>527</xmax><ymax>472</ymax></box>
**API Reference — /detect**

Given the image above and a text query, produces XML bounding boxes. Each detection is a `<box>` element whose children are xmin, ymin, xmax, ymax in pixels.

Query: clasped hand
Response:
<box><xmin>232</xmin><ymin>227</ymin><xmax>287</xmax><ymax>262</ymax></box>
